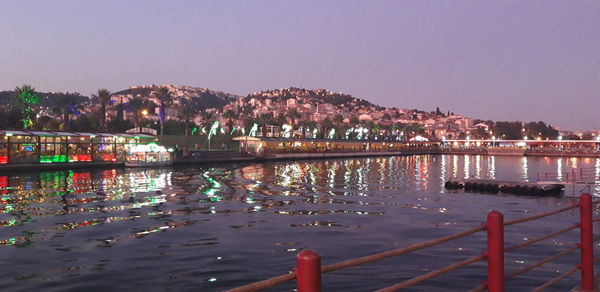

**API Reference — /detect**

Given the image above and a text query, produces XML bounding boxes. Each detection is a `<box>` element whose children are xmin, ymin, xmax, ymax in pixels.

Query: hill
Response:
<box><xmin>246</xmin><ymin>87</ymin><xmax>382</xmax><ymax>109</ymax></box>
<box><xmin>113</xmin><ymin>85</ymin><xmax>239</xmax><ymax>110</ymax></box>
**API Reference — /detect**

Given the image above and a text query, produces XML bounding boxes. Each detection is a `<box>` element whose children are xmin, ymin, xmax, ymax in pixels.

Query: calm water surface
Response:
<box><xmin>1</xmin><ymin>155</ymin><xmax>600</xmax><ymax>291</ymax></box>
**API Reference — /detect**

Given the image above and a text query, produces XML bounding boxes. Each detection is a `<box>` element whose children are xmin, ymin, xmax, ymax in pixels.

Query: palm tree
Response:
<box><xmin>257</xmin><ymin>113</ymin><xmax>274</xmax><ymax>136</ymax></box>
<box><xmin>156</xmin><ymin>87</ymin><xmax>172</xmax><ymax>141</ymax></box>
<box><xmin>126</xmin><ymin>97</ymin><xmax>156</xmax><ymax>131</ymax></box>
<box><xmin>333</xmin><ymin>114</ymin><xmax>344</xmax><ymax>137</ymax></box>
<box><xmin>286</xmin><ymin>108</ymin><xmax>301</xmax><ymax>127</ymax></box>
<box><xmin>51</xmin><ymin>93</ymin><xmax>85</xmax><ymax>130</ymax></box>
<box><xmin>178</xmin><ymin>98</ymin><xmax>200</xmax><ymax>154</ymax></box>
<box><xmin>320</xmin><ymin>118</ymin><xmax>334</xmax><ymax>139</ymax></box>
<box><xmin>222</xmin><ymin>109</ymin><xmax>236</xmax><ymax>132</ymax></box>
<box><xmin>200</xmin><ymin>111</ymin><xmax>216</xmax><ymax>129</ymax></box>
<box><xmin>13</xmin><ymin>85</ymin><xmax>40</xmax><ymax>129</ymax></box>
<box><xmin>92</xmin><ymin>88</ymin><xmax>111</xmax><ymax>131</ymax></box>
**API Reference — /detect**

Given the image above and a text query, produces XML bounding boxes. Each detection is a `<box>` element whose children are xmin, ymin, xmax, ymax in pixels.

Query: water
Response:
<box><xmin>1</xmin><ymin>155</ymin><xmax>599</xmax><ymax>291</ymax></box>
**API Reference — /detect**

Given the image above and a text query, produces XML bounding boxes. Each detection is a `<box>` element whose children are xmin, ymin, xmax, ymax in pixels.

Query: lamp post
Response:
<box><xmin>208</xmin><ymin>121</ymin><xmax>220</xmax><ymax>150</ymax></box>
<box><xmin>140</xmin><ymin>109</ymin><xmax>148</xmax><ymax>133</ymax></box>
<box><xmin>558</xmin><ymin>135</ymin><xmax>563</xmax><ymax>150</ymax></box>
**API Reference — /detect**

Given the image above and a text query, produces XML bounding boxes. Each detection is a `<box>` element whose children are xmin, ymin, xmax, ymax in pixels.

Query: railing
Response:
<box><xmin>226</xmin><ymin>194</ymin><xmax>600</xmax><ymax>292</ymax></box>
<box><xmin>537</xmin><ymin>167</ymin><xmax>600</xmax><ymax>183</ymax></box>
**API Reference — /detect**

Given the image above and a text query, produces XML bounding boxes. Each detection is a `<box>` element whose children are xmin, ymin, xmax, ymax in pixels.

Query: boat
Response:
<box><xmin>125</xmin><ymin>143</ymin><xmax>173</xmax><ymax>167</ymax></box>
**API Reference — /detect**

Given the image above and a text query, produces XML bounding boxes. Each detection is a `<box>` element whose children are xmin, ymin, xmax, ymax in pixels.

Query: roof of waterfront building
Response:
<box><xmin>232</xmin><ymin>136</ymin><xmax>437</xmax><ymax>143</ymax></box>
<box><xmin>445</xmin><ymin>139</ymin><xmax>600</xmax><ymax>143</ymax></box>
<box><xmin>0</xmin><ymin>130</ymin><xmax>155</xmax><ymax>138</ymax></box>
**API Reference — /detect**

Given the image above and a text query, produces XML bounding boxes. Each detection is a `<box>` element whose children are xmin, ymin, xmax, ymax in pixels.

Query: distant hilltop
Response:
<box><xmin>246</xmin><ymin>87</ymin><xmax>383</xmax><ymax>109</ymax></box>
<box><xmin>112</xmin><ymin>84</ymin><xmax>240</xmax><ymax>110</ymax></box>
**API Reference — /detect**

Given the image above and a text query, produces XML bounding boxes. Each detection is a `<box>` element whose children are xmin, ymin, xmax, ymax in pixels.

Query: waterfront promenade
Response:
<box><xmin>3</xmin><ymin>146</ymin><xmax>600</xmax><ymax>171</ymax></box>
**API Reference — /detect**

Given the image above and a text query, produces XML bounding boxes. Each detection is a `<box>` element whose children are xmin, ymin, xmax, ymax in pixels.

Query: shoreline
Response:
<box><xmin>1</xmin><ymin>149</ymin><xmax>599</xmax><ymax>172</ymax></box>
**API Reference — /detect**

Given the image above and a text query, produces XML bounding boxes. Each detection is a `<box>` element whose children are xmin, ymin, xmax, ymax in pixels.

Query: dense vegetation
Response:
<box><xmin>472</xmin><ymin>120</ymin><xmax>560</xmax><ymax>140</ymax></box>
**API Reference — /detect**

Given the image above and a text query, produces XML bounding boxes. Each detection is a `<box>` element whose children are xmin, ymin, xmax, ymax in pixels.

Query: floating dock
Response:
<box><xmin>445</xmin><ymin>179</ymin><xmax>565</xmax><ymax>196</ymax></box>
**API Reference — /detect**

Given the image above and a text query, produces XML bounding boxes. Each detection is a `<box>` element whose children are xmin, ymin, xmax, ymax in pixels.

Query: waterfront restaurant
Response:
<box><xmin>0</xmin><ymin>130</ymin><xmax>156</xmax><ymax>165</ymax></box>
<box><xmin>443</xmin><ymin>139</ymin><xmax>600</xmax><ymax>150</ymax></box>
<box><xmin>233</xmin><ymin>136</ymin><xmax>439</xmax><ymax>157</ymax></box>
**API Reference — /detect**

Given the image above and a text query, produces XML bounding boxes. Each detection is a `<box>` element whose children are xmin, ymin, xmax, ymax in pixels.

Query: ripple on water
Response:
<box><xmin>0</xmin><ymin>156</ymin><xmax>597</xmax><ymax>291</ymax></box>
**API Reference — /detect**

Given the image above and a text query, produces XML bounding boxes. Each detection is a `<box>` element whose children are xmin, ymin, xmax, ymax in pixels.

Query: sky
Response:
<box><xmin>1</xmin><ymin>1</ymin><xmax>599</xmax><ymax>130</ymax></box>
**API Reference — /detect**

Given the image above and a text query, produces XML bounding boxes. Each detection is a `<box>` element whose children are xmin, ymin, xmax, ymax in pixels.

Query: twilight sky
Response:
<box><xmin>1</xmin><ymin>1</ymin><xmax>599</xmax><ymax>130</ymax></box>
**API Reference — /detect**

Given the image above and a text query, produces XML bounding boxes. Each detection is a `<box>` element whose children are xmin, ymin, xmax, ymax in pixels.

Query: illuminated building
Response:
<box><xmin>0</xmin><ymin>130</ymin><xmax>155</xmax><ymax>165</ymax></box>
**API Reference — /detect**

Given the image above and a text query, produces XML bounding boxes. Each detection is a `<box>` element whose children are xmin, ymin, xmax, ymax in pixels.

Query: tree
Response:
<box><xmin>286</xmin><ymin>108</ymin><xmax>301</xmax><ymax>126</ymax></box>
<box><xmin>257</xmin><ymin>113</ymin><xmax>274</xmax><ymax>136</ymax></box>
<box><xmin>178</xmin><ymin>98</ymin><xmax>200</xmax><ymax>154</ymax></box>
<box><xmin>275</xmin><ymin>113</ymin><xmax>287</xmax><ymax>126</ymax></box>
<box><xmin>156</xmin><ymin>86</ymin><xmax>172</xmax><ymax>141</ymax></box>
<box><xmin>126</xmin><ymin>97</ymin><xmax>156</xmax><ymax>131</ymax></box>
<box><xmin>523</xmin><ymin>121</ymin><xmax>559</xmax><ymax>140</ymax></box>
<box><xmin>13</xmin><ymin>85</ymin><xmax>40</xmax><ymax>129</ymax></box>
<box><xmin>92</xmin><ymin>88</ymin><xmax>112</xmax><ymax>131</ymax></box>
<box><xmin>200</xmin><ymin>111</ymin><xmax>216</xmax><ymax>129</ymax></box>
<box><xmin>0</xmin><ymin>108</ymin><xmax>24</xmax><ymax>129</ymax></box>
<box><xmin>107</xmin><ymin>119</ymin><xmax>133</xmax><ymax>133</ymax></box>
<box><xmin>491</xmin><ymin>121</ymin><xmax>524</xmax><ymax>140</ymax></box>
<box><xmin>223</xmin><ymin>109</ymin><xmax>236</xmax><ymax>132</ymax></box>
<box><xmin>403</xmin><ymin>123</ymin><xmax>423</xmax><ymax>139</ymax></box>
<box><xmin>50</xmin><ymin>93</ymin><xmax>86</xmax><ymax>130</ymax></box>
<box><xmin>435</xmin><ymin>107</ymin><xmax>443</xmax><ymax>116</ymax></box>
<box><xmin>320</xmin><ymin>118</ymin><xmax>334</xmax><ymax>138</ymax></box>
<box><xmin>333</xmin><ymin>114</ymin><xmax>344</xmax><ymax>138</ymax></box>
<box><xmin>71</xmin><ymin>114</ymin><xmax>100</xmax><ymax>132</ymax></box>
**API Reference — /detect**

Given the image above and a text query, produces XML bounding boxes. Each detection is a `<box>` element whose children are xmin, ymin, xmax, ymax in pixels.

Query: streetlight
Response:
<box><xmin>558</xmin><ymin>135</ymin><xmax>563</xmax><ymax>150</ymax></box>
<box><xmin>139</xmin><ymin>109</ymin><xmax>148</xmax><ymax>132</ymax></box>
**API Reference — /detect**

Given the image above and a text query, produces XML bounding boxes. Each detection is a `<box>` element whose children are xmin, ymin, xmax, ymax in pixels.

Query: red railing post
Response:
<box><xmin>579</xmin><ymin>193</ymin><xmax>594</xmax><ymax>291</ymax></box>
<box><xmin>486</xmin><ymin>211</ymin><xmax>504</xmax><ymax>292</ymax></box>
<box><xmin>297</xmin><ymin>250</ymin><xmax>321</xmax><ymax>292</ymax></box>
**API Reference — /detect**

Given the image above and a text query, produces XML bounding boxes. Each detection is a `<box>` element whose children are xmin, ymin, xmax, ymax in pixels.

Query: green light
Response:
<box><xmin>208</xmin><ymin>121</ymin><xmax>220</xmax><ymax>140</ymax></box>
<box><xmin>39</xmin><ymin>155</ymin><xmax>67</xmax><ymax>163</ymax></box>
<box><xmin>5</xmin><ymin>133</ymin><xmax>12</xmax><ymax>137</ymax></box>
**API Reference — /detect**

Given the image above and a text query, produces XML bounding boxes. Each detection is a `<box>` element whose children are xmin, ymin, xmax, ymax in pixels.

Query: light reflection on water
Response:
<box><xmin>0</xmin><ymin>155</ymin><xmax>599</xmax><ymax>291</ymax></box>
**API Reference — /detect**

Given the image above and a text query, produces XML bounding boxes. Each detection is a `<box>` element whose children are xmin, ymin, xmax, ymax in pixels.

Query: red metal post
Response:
<box><xmin>486</xmin><ymin>211</ymin><xmax>504</xmax><ymax>292</ymax></box>
<box><xmin>297</xmin><ymin>250</ymin><xmax>321</xmax><ymax>292</ymax></box>
<box><xmin>579</xmin><ymin>193</ymin><xmax>594</xmax><ymax>291</ymax></box>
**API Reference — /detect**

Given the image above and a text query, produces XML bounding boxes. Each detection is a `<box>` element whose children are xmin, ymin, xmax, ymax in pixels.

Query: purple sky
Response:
<box><xmin>1</xmin><ymin>1</ymin><xmax>599</xmax><ymax>130</ymax></box>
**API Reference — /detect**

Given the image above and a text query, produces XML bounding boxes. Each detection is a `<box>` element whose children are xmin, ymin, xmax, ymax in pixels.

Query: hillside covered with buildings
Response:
<box><xmin>0</xmin><ymin>84</ymin><xmax>583</xmax><ymax>141</ymax></box>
